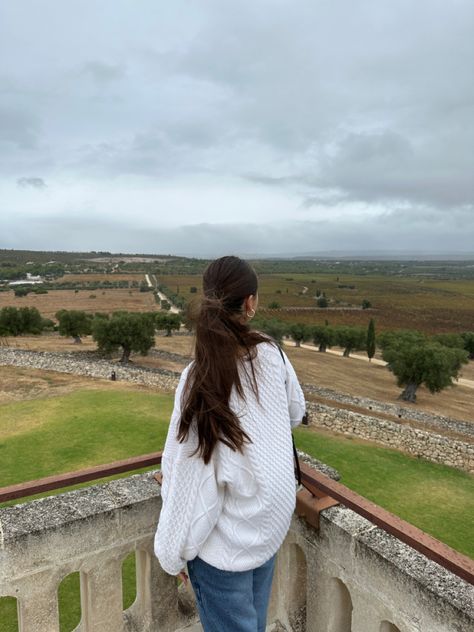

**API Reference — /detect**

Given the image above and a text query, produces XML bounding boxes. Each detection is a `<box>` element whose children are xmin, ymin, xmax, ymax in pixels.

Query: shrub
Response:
<box><xmin>14</xmin><ymin>287</ymin><xmax>30</xmax><ymax>297</ymax></box>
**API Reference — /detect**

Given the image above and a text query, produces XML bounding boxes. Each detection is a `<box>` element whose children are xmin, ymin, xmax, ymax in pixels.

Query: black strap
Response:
<box><xmin>277</xmin><ymin>344</ymin><xmax>302</xmax><ymax>486</ymax></box>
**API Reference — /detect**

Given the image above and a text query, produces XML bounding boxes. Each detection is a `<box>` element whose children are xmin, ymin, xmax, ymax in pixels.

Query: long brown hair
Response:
<box><xmin>176</xmin><ymin>256</ymin><xmax>273</xmax><ymax>464</ymax></box>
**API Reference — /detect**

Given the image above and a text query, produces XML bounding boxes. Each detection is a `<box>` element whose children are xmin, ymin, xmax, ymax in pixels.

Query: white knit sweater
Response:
<box><xmin>153</xmin><ymin>341</ymin><xmax>306</xmax><ymax>575</ymax></box>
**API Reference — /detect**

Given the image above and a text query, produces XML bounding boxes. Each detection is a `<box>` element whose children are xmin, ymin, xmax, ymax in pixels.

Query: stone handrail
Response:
<box><xmin>0</xmin><ymin>461</ymin><xmax>473</xmax><ymax>631</ymax></box>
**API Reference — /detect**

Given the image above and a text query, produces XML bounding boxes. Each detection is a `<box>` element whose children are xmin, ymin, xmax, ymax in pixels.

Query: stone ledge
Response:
<box><xmin>287</xmin><ymin>453</ymin><xmax>473</xmax><ymax>623</ymax></box>
<box><xmin>0</xmin><ymin>471</ymin><xmax>160</xmax><ymax>542</ymax></box>
<box><xmin>298</xmin><ymin>504</ymin><xmax>473</xmax><ymax>622</ymax></box>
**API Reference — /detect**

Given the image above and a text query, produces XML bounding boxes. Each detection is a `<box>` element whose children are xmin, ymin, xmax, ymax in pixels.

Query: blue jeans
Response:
<box><xmin>186</xmin><ymin>552</ymin><xmax>277</xmax><ymax>632</ymax></box>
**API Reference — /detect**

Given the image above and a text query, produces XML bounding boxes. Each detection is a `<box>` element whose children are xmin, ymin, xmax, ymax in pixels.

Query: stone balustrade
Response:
<box><xmin>0</xmin><ymin>468</ymin><xmax>472</xmax><ymax>631</ymax></box>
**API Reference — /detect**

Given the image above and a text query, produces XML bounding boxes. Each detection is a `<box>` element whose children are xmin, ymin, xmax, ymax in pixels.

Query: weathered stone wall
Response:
<box><xmin>1</xmin><ymin>464</ymin><xmax>472</xmax><ymax>631</ymax></box>
<box><xmin>0</xmin><ymin>348</ymin><xmax>180</xmax><ymax>391</ymax></box>
<box><xmin>289</xmin><ymin>500</ymin><xmax>473</xmax><ymax>632</ymax></box>
<box><xmin>305</xmin><ymin>401</ymin><xmax>474</xmax><ymax>473</ymax></box>
<box><xmin>303</xmin><ymin>383</ymin><xmax>474</xmax><ymax>437</ymax></box>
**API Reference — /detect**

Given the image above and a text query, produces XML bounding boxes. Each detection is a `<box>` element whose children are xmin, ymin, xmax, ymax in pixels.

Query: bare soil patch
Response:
<box><xmin>155</xmin><ymin>335</ymin><xmax>473</xmax><ymax>422</ymax></box>
<box><xmin>3</xmin><ymin>334</ymin><xmax>99</xmax><ymax>352</ymax></box>
<box><xmin>283</xmin><ymin>345</ymin><xmax>473</xmax><ymax>423</ymax></box>
<box><xmin>0</xmin><ymin>289</ymin><xmax>158</xmax><ymax>319</ymax></box>
<box><xmin>153</xmin><ymin>335</ymin><xmax>194</xmax><ymax>357</ymax></box>
<box><xmin>56</xmin><ymin>273</ymin><xmax>145</xmax><ymax>283</ymax></box>
<box><xmin>459</xmin><ymin>361</ymin><xmax>474</xmax><ymax>381</ymax></box>
<box><xmin>0</xmin><ymin>365</ymin><xmax>151</xmax><ymax>407</ymax></box>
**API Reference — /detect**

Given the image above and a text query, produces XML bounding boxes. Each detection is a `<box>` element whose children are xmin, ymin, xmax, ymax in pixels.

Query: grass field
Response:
<box><xmin>1</xmin><ymin>389</ymin><xmax>472</xmax><ymax>552</ymax></box>
<box><xmin>0</xmin><ymin>387</ymin><xmax>472</xmax><ymax>630</ymax></box>
<box><xmin>0</xmin><ymin>390</ymin><xmax>173</xmax><ymax>487</ymax></box>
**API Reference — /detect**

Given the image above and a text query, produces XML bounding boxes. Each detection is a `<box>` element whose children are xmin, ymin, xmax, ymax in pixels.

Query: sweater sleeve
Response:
<box><xmin>154</xmin><ymin>365</ymin><xmax>225</xmax><ymax>576</ymax></box>
<box><xmin>280</xmin><ymin>349</ymin><xmax>306</xmax><ymax>428</ymax></box>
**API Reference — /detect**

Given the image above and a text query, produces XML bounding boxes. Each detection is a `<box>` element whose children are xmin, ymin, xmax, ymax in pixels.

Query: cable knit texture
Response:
<box><xmin>154</xmin><ymin>340</ymin><xmax>306</xmax><ymax>575</ymax></box>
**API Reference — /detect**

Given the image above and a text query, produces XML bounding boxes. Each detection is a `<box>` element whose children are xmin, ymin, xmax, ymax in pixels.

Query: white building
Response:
<box><xmin>8</xmin><ymin>272</ymin><xmax>43</xmax><ymax>286</ymax></box>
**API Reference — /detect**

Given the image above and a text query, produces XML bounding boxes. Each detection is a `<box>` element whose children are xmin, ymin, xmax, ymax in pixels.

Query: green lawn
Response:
<box><xmin>293</xmin><ymin>427</ymin><xmax>474</xmax><ymax>558</ymax></box>
<box><xmin>0</xmin><ymin>389</ymin><xmax>472</xmax><ymax>631</ymax></box>
<box><xmin>0</xmin><ymin>390</ymin><xmax>173</xmax><ymax>487</ymax></box>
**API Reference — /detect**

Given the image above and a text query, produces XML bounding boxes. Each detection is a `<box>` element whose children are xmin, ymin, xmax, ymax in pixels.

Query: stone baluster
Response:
<box><xmin>126</xmin><ymin>545</ymin><xmax>181</xmax><ymax>632</ymax></box>
<box><xmin>16</xmin><ymin>571</ymin><xmax>60</xmax><ymax>632</ymax></box>
<box><xmin>80</xmin><ymin>556</ymin><xmax>124</xmax><ymax>632</ymax></box>
<box><xmin>350</xmin><ymin>593</ymin><xmax>384</xmax><ymax>632</ymax></box>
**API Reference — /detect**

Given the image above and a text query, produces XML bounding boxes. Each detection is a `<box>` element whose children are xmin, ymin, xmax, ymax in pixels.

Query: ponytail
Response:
<box><xmin>176</xmin><ymin>257</ymin><xmax>273</xmax><ymax>464</ymax></box>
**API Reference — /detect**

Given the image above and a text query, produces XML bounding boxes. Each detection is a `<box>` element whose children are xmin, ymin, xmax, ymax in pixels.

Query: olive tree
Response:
<box><xmin>382</xmin><ymin>339</ymin><xmax>468</xmax><ymax>402</ymax></box>
<box><xmin>432</xmin><ymin>333</ymin><xmax>465</xmax><ymax>349</ymax></box>
<box><xmin>254</xmin><ymin>318</ymin><xmax>287</xmax><ymax>344</ymax></box>
<box><xmin>154</xmin><ymin>312</ymin><xmax>182</xmax><ymax>336</ymax></box>
<box><xmin>311</xmin><ymin>324</ymin><xmax>334</xmax><ymax>352</ymax></box>
<box><xmin>333</xmin><ymin>326</ymin><xmax>366</xmax><ymax>357</ymax></box>
<box><xmin>461</xmin><ymin>332</ymin><xmax>474</xmax><ymax>360</ymax></box>
<box><xmin>288</xmin><ymin>323</ymin><xmax>311</xmax><ymax>347</ymax></box>
<box><xmin>56</xmin><ymin>310</ymin><xmax>92</xmax><ymax>343</ymax></box>
<box><xmin>0</xmin><ymin>306</ymin><xmax>43</xmax><ymax>336</ymax></box>
<box><xmin>92</xmin><ymin>312</ymin><xmax>156</xmax><ymax>363</ymax></box>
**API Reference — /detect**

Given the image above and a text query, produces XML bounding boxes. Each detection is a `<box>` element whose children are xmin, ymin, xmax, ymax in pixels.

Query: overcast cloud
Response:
<box><xmin>1</xmin><ymin>0</ymin><xmax>473</xmax><ymax>256</ymax></box>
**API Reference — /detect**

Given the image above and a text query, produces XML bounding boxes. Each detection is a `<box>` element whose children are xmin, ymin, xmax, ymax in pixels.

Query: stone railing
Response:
<box><xmin>0</xmin><ymin>467</ymin><xmax>473</xmax><ymax>631</ymax></box>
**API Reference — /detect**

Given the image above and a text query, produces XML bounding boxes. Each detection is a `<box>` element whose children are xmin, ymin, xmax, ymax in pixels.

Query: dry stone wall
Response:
<box><xmin>305</xmin><ymin>401</ymin><xmax>474</xmax><ymax>473</ymax></box>
<box><xmin>0</xmin><ymin>348</ymin><xmax>180</xmax><ymax>391</ymax></box>
<box><xmin>303</xmin><ymin>383</ymin><xmax>474</xmax><ymax>437</ymax></box>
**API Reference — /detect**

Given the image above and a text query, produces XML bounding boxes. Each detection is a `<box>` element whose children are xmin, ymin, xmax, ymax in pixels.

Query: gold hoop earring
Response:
<box><xmin>246</xmin><ymin>308</ymin><xmax>256</xmax><ymax>319</ymax></box>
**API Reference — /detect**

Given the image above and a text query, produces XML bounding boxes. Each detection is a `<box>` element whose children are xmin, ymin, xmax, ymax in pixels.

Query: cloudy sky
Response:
<box><xmin>1</xmin><ymin>1</ymin><xmax>473</xmax><ymax>256</ymax></box>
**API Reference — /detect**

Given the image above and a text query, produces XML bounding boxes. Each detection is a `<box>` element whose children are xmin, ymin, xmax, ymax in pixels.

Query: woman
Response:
<box><xmin>154</xmin><ymin>255</ymin><xmax>306</xmax><ymax>632</ymax></box>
